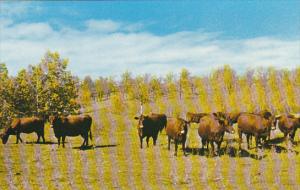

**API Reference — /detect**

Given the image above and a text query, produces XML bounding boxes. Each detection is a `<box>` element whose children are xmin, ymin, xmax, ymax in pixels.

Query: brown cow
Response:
<box><xmin>275</xmin><ymin>113</ymin><xmax>300</xmax><ymax>144</ymax></box>
<box><xmin>237</xmin><ymin>112</ymin><xmax>275</xmax><ymax>151</ymax></box>
<box><xmin>0</xmin><ymin>117</ymin><xmax>45</xmax><ymax>144</ymax></box>
<box><xmin>186</xmin><ymin>112</ymin><xmax>209</xmax><ymax>123</ymax></box>
<box><xmin>49</xmin><ymin>115</ymin><xmax>92</xmax><ymax>148</ymax></box>
<box><xmin>134</xmin><ymin>113</ymin><xmax>167</xmax><ymax>148</ymax></box>
<box><xmin>198</xmin><ymin>114</ymin><xmax>234</xmax><ymax>156</ymax></box>
<box><xmin>245</xmin><ymin>110</ymin><xmax>274</xmax><ymax>146</ymax></box>
<box><xmin>166</xmin><ymin>117</ymin><xmax>189</xmax><ymax>156</ymax></box>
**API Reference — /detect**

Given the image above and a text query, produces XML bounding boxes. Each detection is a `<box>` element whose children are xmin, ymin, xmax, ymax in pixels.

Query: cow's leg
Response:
<box><xmin>290</xmin><ymin>128</ymin><xmax>298</xmax><ymax>143</ymax></box>
<box><xmin>210</xmin><ymin>141</ymin><xmax>215</xmax><ymax>157</ymax></box>
<box><xmin>16</xmin><ymin>133</ymin><xmax>22</xmax><ymax>144</ymax></box>
<box><xmin>174</xmin><ymin>139</ymin><xmax>178</xmax><ymax>156</ymax></box>
<box><xmin>283</xmin><ymin>133</ymin><xmax>289</xmax><ymax>148</ymax></box>
<box><xmin>246</xmin><ymin>135</ymin><xmax>251</xmax><ymax>149</ymax></box>
<box><xmin>86</xmin><ymin>134</ymin><xmax>89</xmax><ymax>146</ymax></box>
<box><xmin>153</xmin><ymin>134</ymin><xmax>158</xmax><ymax>146</ymax></box>
<box><xmin>40</xmin><ymin>130</ymin><xmax>45</xmax><ymax>144</ymax></box>
<box><xmin>146</xmin><ymin>136</ymin><xmax>150</xmax><ymax>148</ymax></box>
<box><xmin>255</xmin><ymin>135</ymin><xmax>259</xmax><ymax>152</ymax></box>
<box><xmin>62</xmin><ymin>136</ymin><xmax>66</xmax><ymax>148</ymax></box>
<box><xmin>42</xmin><ymin>134</ymin><xmax>45</xmax><ymax>144</ymax></box>
<box><xmin>16</xmin><ymin>133</ymin><xmax>19</xmax><ymax>144</ymax></box>
<box><xmin>81</xmin><ymin>135</ymin><xmax>86</xmax><ymax>148</ymax></box>
<box><xmin>182</xmin><ymin>140</ymin><xmax>186</xmax><ymax>156</ymax></box>
<box><xmin>168</xmin><ymin>136</ymin><xmax>171</xmax><ymax>150</ymax></box>
<box><xmin>140</xmin><ymin>137</ymin><xmax>143</xmax><ymax>149</ymax></box>
<box><xmin>57</xmin><ymin>137</ymin><xmax>61</xmax><ymax>147</ymax></box>
<box><xmin>36</xmin><ymin>132</ymin><xmax>41</xmax><ymax>143</ymax></box>
<box><xmin>201</xmin><ymin>139</ymin><xmax>206</xmax><ymax>155</ymax></box>
<box><xmin>217</xmin><ymin>141</ymin><xmax>222</xmax><ymax>156</ymax></box>
<box><xmin>238</xmin><ymin>128</ymin><xmax>242</xmax><ymax>151</ymax></box>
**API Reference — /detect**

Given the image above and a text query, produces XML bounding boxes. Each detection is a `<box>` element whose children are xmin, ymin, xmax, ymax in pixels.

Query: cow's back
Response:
<box><xmin>150</xmin><ymin>113</ymin><xmax>167</xmax><ymax>128</ymax></box>
<box><xmin>12</xmin><ymin>117</ymin><xmax>44</xmax><ymax>133</ymax></box>
<box><xmin>238</xmin><ymin>114</ymin><xmax>264</xmax><ymax>134</ymax></box>
<box><xmin>60</xmin><ymin>115</ymin><xmax>92</xmax><ymax>136</ymax></box>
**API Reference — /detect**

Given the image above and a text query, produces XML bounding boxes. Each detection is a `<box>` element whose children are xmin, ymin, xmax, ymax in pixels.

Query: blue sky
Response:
<box><xmin>0</xmin><ymin>1</ymin><xmax>299</xmax><ymax>78</ymax></box>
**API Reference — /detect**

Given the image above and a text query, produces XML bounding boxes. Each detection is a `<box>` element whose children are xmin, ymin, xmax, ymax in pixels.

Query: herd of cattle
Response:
<box><xmin>0</xmin><ymin>110</ymin><xmax>299</xmax><ymax>157</ymax></box>
<box><xmin>134</xmin><ymin>110</ymin><xmax>300</xmax><ymax>156</ymax></box>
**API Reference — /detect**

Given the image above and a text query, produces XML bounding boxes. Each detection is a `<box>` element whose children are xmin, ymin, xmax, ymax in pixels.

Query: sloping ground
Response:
<box><xmin>0</xmin><ymin>99</ymin><xmax>300</xmax><ymax>189</ymax></box>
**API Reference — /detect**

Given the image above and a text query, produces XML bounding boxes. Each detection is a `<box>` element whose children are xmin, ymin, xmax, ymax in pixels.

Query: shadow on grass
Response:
<box><xmin>25</xmin><ymin>141</ymin><xmax>58</xmax><ymax>145</ymax></box>
<box><xmin>72</xmin><ymin>144</ymin><xmax>118</xmax><ymax>150</ymax></box>
<box><xmin>185</xmin><ymin>147</ymin><xmax>266</xmax><ymax>160</ymax></box>
<box><xmin>268</xmin><ymin>137</ymin><xmax>286</xmax><ymax>144</ymax></box>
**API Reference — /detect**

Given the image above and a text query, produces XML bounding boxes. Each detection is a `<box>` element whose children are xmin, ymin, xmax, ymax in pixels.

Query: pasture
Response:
<box><xmin>0</xmin><ymin>96</ymin><xmax>300</xmax><ymax>190</ymax></box>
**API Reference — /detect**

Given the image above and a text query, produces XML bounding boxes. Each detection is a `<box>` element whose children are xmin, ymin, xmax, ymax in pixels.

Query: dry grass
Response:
<box><xmin>0</xmin><ymin>98</ymin><xmax>300</xmax><ymax>189</ymax></box>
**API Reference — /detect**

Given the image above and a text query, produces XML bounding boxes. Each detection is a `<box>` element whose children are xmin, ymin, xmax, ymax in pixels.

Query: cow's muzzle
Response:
<box><xmin>50</xmin><ymin>124</ymin><xmax>53</xmax><ymax>128</ymax></box>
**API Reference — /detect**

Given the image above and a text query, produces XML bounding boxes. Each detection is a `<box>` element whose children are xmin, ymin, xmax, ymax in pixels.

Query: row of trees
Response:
<box><xmin>81</xmin><ymin>65</ymin><xmax>299</xmax><ymax>114</ymax></box>
<box><xmin>0</xmin><ymin>51</ymin><xmax>80</xmax><ymax>128</ymax></box>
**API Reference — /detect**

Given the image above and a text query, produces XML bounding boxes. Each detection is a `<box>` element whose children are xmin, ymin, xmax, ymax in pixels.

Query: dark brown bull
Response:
<box><xmin>134</xmin><ymin>113</ymin><xmax>167</xmax><ymax>148</ymax></box>
<box><xmin>186</xmin><ymin>112</ymin><xmax>209</xmax><ymax>123</ymax></box>
<box><xmin>237</xmin><ymin>112</ymin><xmax>274</xmax><ymax>151</ymax></box>
<box><xmin>198</xmin><ymin>114</ymin><xmax>234</xmax><ymax>156</ymax></box>
<box><xmin>0</xmin><ymin>117</ymin><xmax>45</xmax><ymax>144</ymax></box>
<box><xmin>49</xmin><ymin>115</ymin><xmax>92</xmax><ymax>148</ymax></box>
<box><xmin>166</xmin><ymin>117</ymin><xmax>189</xmax><ymax>156</ymax></box>
<box><xmin>275</xmin><ymin>113</ymin><xmax>300</xmax><ymax>144</ymax></box>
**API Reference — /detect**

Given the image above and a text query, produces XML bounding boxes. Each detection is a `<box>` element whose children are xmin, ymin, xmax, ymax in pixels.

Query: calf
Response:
<box><xmin>134</xmin><ymin>113</ymin><xmax>167</xmax><ymax>148</ymax></box>
<box><xmin>198</xmin><ymin>114</ymin><xmax>234</xmax><ymax>156</ymax></box>
<box><xmin>166</xmin><ymin>117</ymin><xmax>189</xmax><ymax>156</ymax></box>
<box><xmin>49</xmin><ymin>115</ymin><xmax>92</xmax><ymax>148</ymax></box>
<box><xmin>0</xmin><ymin>117</ymin><xmax>45</xmax><ymax>144</ymax></box>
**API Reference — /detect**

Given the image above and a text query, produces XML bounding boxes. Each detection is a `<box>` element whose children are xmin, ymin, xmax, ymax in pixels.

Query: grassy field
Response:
<box><xmin>0</xmin><ymin>96</ymin><xmax>300</xmax><ymax>190</ymax></box>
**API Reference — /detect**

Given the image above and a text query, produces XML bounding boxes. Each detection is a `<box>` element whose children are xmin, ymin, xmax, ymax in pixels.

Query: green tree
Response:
<box><xmin>149</xmin><ymin>76</ymin><xmax>163</xmax><ymax>101</ymax></box>
<box><xmin>39</xmin><ymin>51</ymin><xmax>80</xmax><ymax>116</ymax></box>
<box><xmin>120</xmin><ymin>71</ymin><xmax>133</xmax><ymax>99</ymax></box>
<box><xmin>0</xmin><ymin>64</ymin><xmax>15</xmax><ymax>128</ymax></box>
<box><xmin>13</xmin><ymin>69</ymin><xmax>36</xmax><ymax>116</ymax></box>
<box><xmin>130</xmin><ymin>75</ymin><xmax>150</xmax><ymax>105</ymax></box>
<box><xmin>178</xmin><ymin>68</ymin><xmax>191</xmax><ymax>99</ymax></box>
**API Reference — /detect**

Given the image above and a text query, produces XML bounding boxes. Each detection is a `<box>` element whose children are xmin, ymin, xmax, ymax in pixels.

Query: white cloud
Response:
<box><xmin>0</xmin><ymin>19</ymin><xmax>299</xmax><ymax>78</ymax></box>
<box><xmin>0</xmin><ymin>2</ymin><xmax>42</xmax><ymax>18</ymax></box>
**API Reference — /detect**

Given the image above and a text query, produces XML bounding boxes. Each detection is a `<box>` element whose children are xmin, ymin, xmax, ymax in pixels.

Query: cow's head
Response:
<box><xmin>214</xmin><ymin>113</ymin><xmax>235</xmax><ymax>134</ymax></box>
<box><xmin>134</xmin><ymin>115</ymin><xmax>148</xmax><ymax>137</ymax></box>
<box><xmin>134</xmin><ymin>115</ymin><xmax>147</xmax><ymax>129</ymax></box>
<box><xmin>49</xmin><ymin>115</ymin><xmax>59</xmax><ymax>128</ymax></box>
<box><xmin>0</xmin><ymin>127</ymin><xmax>14</xmax><ymax>144</ymax></box>
<box><xmin>177</xmin><ymin>119</ymin><xmax>189</xmax><ymax>141</ymax></box>
<box><xmin>0</xmin><ymin>132</ymin><xmax>9</xmax><ymax>144</ymax></box>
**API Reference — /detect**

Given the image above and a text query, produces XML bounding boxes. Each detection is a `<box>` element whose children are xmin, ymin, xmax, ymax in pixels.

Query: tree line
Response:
<box><xmin>1</xmin><ymin>50</ymin><xmax>299</xmax><ymax>128</ymax></box>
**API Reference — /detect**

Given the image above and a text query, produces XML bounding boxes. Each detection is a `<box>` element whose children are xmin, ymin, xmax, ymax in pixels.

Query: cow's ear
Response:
<box><xmin>134</xmin><ymin>116</ymin><xmax>139</xmax><ymax>120</ymax></box>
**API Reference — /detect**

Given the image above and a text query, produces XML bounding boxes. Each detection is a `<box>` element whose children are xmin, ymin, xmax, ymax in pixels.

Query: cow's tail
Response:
<box><xmin>160</xmin><ymin>115</ymin><xmax>167</xmax><ymax>133</ymax></box>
